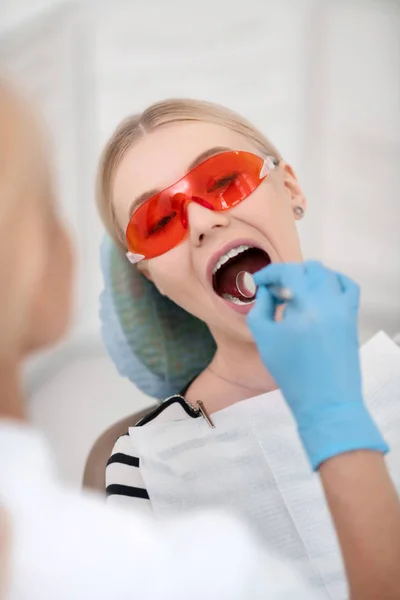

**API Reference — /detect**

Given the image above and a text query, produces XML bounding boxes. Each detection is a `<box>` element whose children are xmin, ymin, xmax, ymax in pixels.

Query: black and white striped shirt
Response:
<box><xmin>106</xmin><ymin>391</ymin><xmax>200</xmax><ymax>511</ymax></box>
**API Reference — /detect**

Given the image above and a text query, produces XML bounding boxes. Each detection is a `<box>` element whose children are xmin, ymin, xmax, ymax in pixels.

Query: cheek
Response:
<box><xmin>152</xmin><ymin>266</ymin><xmax>193</xmax><ymax>304</ymax></box>
<box><xmin>233</xmin><ymin>184</ymin><xmax>287</xmax><ymax>227</ymax></box>
<box><xmin>149</xmin><ymin>254</ymin><xmax>207</xmax><ymax>314</ymax></box>
<box><xmin>251</xmin><ymin>184</ymin><xmax>292</xmax><ymax>221</ymax></box>
<box><xmin>148</xmin><ymin>250</ymin><xmax>190</xmax><ymax>298</ymax></box>
<box><xmin>237</xmin><ymin>187</ymin><xmax>302</xmax><ymax>260</ymax></box>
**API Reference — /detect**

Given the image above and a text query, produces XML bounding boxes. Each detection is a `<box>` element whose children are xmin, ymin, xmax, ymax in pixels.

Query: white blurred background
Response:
<box><xmin>0</xmin><ymin>0</ymin><xmax>399</xmax><ymax>486</ymax></box>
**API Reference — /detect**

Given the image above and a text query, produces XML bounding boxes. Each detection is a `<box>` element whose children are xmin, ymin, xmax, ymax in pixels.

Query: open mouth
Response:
<box><xmin>212</xmin><ymin>244</ymin><xmax>271</xmax><ymax>305</ymax></box>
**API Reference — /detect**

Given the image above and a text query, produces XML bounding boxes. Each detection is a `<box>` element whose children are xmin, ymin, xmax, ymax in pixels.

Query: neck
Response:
<box><xmin>208</xmin><ymin>330</ymin><xmax>277</xmax><ymax>394</ymax></box>
<box><xmin>0</xmin><ymin>359</ymin><xmax>25</xmax><ymax>422</ymax></box>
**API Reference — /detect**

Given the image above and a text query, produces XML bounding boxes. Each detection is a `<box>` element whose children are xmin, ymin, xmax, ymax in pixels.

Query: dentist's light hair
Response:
<box><xmin>96</xmin><ymin>98</ymin><xmax>282</xmax><ymax>248</ymax></box>
<box><xmin>0</xmin><ymin>79</ymin><xmax>52</xmax><ymax>356</ymax></box>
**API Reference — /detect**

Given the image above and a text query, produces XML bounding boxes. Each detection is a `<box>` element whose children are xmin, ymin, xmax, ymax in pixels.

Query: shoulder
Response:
<box><xmin>105</xmin><ymin>395</ymin><xmax>200</xmax><ymax>508</ymax></box>
<box><xmin>106</xmin><ymin>433</ymin><xmax>151</xmax><ymax>510</ymax></box>
<box><xmin>82</xmin><ymin>404</ymin><xmax>157</xmax><ymax>493</ymax></box>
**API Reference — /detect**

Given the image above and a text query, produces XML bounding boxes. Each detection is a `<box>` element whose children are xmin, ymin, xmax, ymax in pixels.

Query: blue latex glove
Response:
<box><xmin>247</xmin><ymin>261</ymin><xmax>389</xmax><ymax>470</ymax></box>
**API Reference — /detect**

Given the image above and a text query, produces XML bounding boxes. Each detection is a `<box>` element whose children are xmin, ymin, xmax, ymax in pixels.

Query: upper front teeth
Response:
<box><xmin>212</xmin><ymin>245</ymin><xmax>252</xmax><ymax>275</ymax></box>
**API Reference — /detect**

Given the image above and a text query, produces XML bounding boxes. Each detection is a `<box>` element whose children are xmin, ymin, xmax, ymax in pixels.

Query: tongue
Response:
<box><xmin>215</xmin><ymin>249</ymin><xmax>270</xmax><ymax>300</ymax></box>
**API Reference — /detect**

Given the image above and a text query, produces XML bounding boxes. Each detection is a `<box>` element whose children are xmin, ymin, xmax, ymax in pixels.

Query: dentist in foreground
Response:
<box><xmin>0</xmin><ymin>79</ymin><xmax>399</xmax><ymax>600</ymax></box>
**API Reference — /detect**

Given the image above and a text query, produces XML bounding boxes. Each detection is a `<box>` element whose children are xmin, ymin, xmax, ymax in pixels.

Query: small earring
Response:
<box><xmin>294</xmin><ymin>206</ymin><xmax>305</xmax><ymax>219</ymax></box>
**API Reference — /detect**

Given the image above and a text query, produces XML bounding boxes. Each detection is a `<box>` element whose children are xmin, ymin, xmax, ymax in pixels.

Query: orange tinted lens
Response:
<box><xmin>193</xmin><ymin>151</ymin><xmax>264</xmax><ymax>210</ymax></box>
<box><xmin>126</xmin><ymin>151</ymin><xmax>265</xmax><ymax>258</ymax></box>
<box><xmin>126</xmin><ymin>189</ymin><xmax>185</xmax><ymax>259</ymax></box>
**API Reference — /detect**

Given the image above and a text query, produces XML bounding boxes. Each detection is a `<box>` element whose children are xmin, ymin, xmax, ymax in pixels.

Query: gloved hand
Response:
<box><xmin>247</xmin><ymin>261</ymin><xmax>389</xmax><ymax>470</ymax></box>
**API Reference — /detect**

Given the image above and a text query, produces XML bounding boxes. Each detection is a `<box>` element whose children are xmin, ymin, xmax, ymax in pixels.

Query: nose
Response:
<box><xmin>186</xmin><ymin>200</ymin><xmax>230</xmax><ymax>246</ymax></box>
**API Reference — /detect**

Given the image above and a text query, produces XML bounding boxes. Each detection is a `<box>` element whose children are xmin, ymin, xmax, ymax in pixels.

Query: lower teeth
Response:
<box><xmin>222</xmin><ymin>294</ymin><xmax>255</xmax><ymax>306</ymax></box>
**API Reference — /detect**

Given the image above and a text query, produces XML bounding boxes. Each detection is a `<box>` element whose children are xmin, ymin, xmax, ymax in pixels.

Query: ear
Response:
<box><xmin>281</xmin><ymin>163</ymin><xmax>307</xmax><ymax>219</ymax></box>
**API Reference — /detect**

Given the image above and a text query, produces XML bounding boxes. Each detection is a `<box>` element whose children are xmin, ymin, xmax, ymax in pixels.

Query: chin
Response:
<box><xmin>209</xmin><ymin>316</ymin><xmax>256</xmax><ymax>345</ymax></box>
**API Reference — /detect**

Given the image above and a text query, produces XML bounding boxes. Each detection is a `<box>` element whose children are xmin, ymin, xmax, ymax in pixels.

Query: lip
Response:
<box><xmin>206</xmin><ymin>238</ymin><xmax>266</xmax><ymax>287</ymax></box>
<box><xmin>219</xmin><ymin>296</ymin><xmax>256</xmax><ymax>315</ymax></box>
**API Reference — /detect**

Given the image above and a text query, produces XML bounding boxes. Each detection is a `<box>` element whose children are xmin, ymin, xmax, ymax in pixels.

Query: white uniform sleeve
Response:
<box><xmin>0</xmin><ymin>422</ymin><xmax>321</xmax><ymax>600</ymax></box>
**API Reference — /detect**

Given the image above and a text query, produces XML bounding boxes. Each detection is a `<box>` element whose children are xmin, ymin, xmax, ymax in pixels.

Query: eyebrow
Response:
<box><xmin>128</xmin><ymin>145</ymin><xmax>232</xmax><ymax>219</ymax></box>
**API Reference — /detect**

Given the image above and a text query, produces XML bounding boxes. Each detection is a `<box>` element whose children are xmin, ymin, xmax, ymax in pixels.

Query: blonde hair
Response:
<box><xmin>96</xmin><ymin>98</ymin><xmax>282</xmax><ymax>248</ymax></box>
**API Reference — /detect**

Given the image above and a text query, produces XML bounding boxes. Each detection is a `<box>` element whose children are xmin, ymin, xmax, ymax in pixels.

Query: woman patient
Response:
<box><xmin>100</xmin><ymin>99</ymin><xmax>305</xmax><ymax>506</ymax></box>
<box><xmin>97</xmin><ymin>99</ymin><xmax>400</xmax><ymax>598</ymax></box>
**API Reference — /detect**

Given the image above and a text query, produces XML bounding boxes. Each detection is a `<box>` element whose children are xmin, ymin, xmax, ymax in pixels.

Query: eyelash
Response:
<box><xmin>207</xmin><ymin>173</ymin><xmax>238</xmax><ymax>193</ymax></box>
<box><xmin>147</xmin><ymin>212</ymin><xmax>177</xmax><ymax>236</ymax></box>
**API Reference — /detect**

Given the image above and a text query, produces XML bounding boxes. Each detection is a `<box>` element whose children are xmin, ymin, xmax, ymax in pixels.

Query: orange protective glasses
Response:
<box><xmin>126</xmin><ymin>150</ymin><xmax>277</xmax><ymax>262</ymax></box>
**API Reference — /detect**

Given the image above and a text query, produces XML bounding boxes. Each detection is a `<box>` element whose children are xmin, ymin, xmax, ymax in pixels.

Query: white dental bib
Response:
<box><xmin>129</xmin><ymin>333</ymin><xmax>400</xmax><ymax>600</ymax></box>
